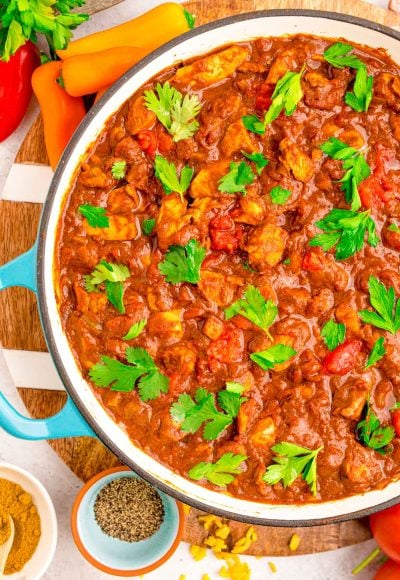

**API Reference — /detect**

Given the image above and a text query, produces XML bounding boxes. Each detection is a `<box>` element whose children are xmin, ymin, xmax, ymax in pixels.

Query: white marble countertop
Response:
<box><xmin>0</xmin><ymin>1</ymin><xmax>394</xmax><ymax>578</ymax></box>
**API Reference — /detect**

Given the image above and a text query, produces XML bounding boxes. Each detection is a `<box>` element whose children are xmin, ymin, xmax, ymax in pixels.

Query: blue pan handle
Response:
<box><xmin>0</xmin><ymin>245</ymin><xmax>95</xmax><ymax>440</ymax></box>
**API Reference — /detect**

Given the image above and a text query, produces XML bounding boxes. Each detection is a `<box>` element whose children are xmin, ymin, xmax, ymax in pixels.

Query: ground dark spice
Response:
<box><xmin>93</xmin><ymin>477</ymin><xmax>164</xmax><ymax>542</ymax></box>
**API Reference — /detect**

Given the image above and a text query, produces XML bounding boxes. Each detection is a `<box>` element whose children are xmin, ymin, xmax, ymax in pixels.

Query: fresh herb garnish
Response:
<box><xmin>365</xmin><ymin>337</ymin><xmax>386</xmax><ymax>368</ymax></box>
<box><xmin>321</xmin><ymin>320</ymin><xmax>346</xmax><ymax>351</ymax></box>
<box><xmin>144</xmin><ymin>82</ymin><xmax>201</xmax><ymax>142</ymax></box>
<box><xmin>170</xmin><ymin>383</ymin><xmax>247</xmax><ymax>441</ymax></box>
<box><xmin>388</xmin><ymin>223</ymin><xmax>400</xmax><ymax>233</ymax></box>
<box><xmin>242</xmin><ymin>151</ymin><xmax>269</xmax><ymax>175</ymax></box>
<box><xmin>154</xmin><ymin>154</ymin><xmax>194</xmax><ymax>202</ymax></box>
<box><xmin>183</xmin><ymin>8</ymin><xmax>196</xmax><ymax>29</ymax></box>
<box><xmin>84</xmin><ymin>260</ymin><xmax>130</xmax><ymax>314</ymax></box>
<box><xmin>356</xmin><ymin>401</ymin><xmax>395</xmax><ymax>454</ymax></box>
<box><xmin>282</xmin><ymin>258</ymin><xmax>291</xmax><ymax>265</ymax></box>
<box><xmin>269</xmin><ymin>185</ymin><xmax>292</xmax><ymax>205</ymax></box>
<box><xmin>323</xmin><ymin>42</ymin><xmax>365</xmax><ymax>70</ymax></box>
<box><xmin>243</xmin><ymin>261</ymin><xmax>257</xmax><ymax>272</ymax></box>
<box><xmin>111</xmin><ymin>160</ymin><xmax>127</xmax><ymax>180</ymax></box>
<box><xmin>309</xmin><ymin>208</ymin><xmax>378</xmax><ymax>260</ymax></box>
<box><xmin>188</xmin><ymin>453</ymin><xmax>247</xmax><ymax>487</ymax></box>
<box><xmin>123</xmin><ymin>319</ymin><xmax>147</xmax><ymax>341</ymax></box>
<box><xmin>142</xmin><ymin>218</ymin><xmax>156</xmax><ymax>236</ymax></box>
<box><xmin>89</xmin><ymin>347</ymin><xmax>169</xmax><ymax>401</ymax></box>
<box><xmin>225</xmin><ymin>285</ymin><xmax>277</xmax><ymax>339</ymax></box>
<box><xmin>320</xmin><ymin>137</ymin><xmax>371</xmax><ymax>211</ymax></box>
<box><xmin>250</xmin><ymin>344</ymin><xmax>297</xmax><ymax>371</ymax></box>
<box><xmin>0</xmin><ymin>0</ymin><xmax>88</xmax><ymax>61</ymax></box>
<box><xmin>262</xmin><ymin>442</ymin><xmax>323</xmax><ymax>496</ymax></box>
<box><xmin>242</xmin><ymin>69</ymin><xmax>304</xmax><ymax>135</ymax></box>
<box><xmin>158</xmin><ymin>239</ymin><xmax>206</xmax><ymax>284</ymax></box>
<box><xmin>218</xmin><ymin>161</ymin><xmax>255</xmax><ymax>195</ymax></box>
<box><xmin>359</xmin><ymin>276</ymin><xmax>400</xmax><ymax>335</ymax></box>
<box><xmin>78</xmin><ymin>204</ymin><xmax>109</xmax><ymax>229</ymax></box>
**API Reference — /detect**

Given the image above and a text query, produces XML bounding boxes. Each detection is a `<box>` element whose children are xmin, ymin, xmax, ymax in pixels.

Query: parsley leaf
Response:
<box><xmin>359</xmin><ymin>276</ymin><xmax>400</xmax><ymax>335</ymax></box>
<box><xmin>321</xmin><ymin>320</ymin><xmax>346</xmax><ymax>351</ymax></box>
<box><xmin>250</xmin><ymin>344</ymin><xmax>297</xmax><ymax>371</ymax></box>
<box><xmin>158</xmin><ymin>239</ymin><xmax>206</xmax><ymax>284</ymax></box>
<box><xmin>0</xmin><ymin>0</ymin><xmax>89</xmax><ymax>61</ymax></box>
<box><xmin>111</xmin><ymin>160</ymin><xmax>127</xmax><ymax>180</ymax></box>
<box><xmin>144</xmin><ymin>82</ymin><xmax>201</xmax><ymax>142</ymax></box>
<box><xmin>242</xmin><ymin>151</ymin><xmax>269</xmax><ymax>175</ymax></box>
<box><xmin>388</xmin><ymin>223</ymin><xmax>400</xmax><ymax>233</ymax></box>
<box><xmin>123</xmin><ymin>319</ymin><xmax>147</xmax><ymax>341</ymax></box>
<box><xmin>188</xmin><ymin>453</ymin><xmax>247</xmax><ymax>487</ymax></box>
<box><xmin>170</xmin><ymin>383</ymin><xmax>247</xmax><ymax>441</ymax></box>
<box><xmin>89</xmin><ymin>347</ymin><xmax>169</xmax><ymax>402</ymax></box>
<box><xmin>225</xmin><ymin>285</ymin><xmax>277</xmax><ymax>339</ymax></box>
<box><xmin>142</xmin><ymin>218</ymin><xmax>156</xmax><ymax>236</ymax></box>
<box><xmin>154</xmin><ymin>154</ymin><xmax>194</xmax><ymax>202</ymax></box>
<box><xmin>323</xmin><ymin>42</ymin><xmax>365</xmax><ymax>70</ymax></box>
<box><xmin>84</xmin><ymin>260</ymin><xmax>130</xmax><ymax>314</ymax></box>
<box><xmin>320</xmin><ymin>137</ymin><xmax>371</xmax><ymax>211</ymax></box>
<box><xmin>345</xmin><ymin>65</ymin><xmax>374</xmax><ymax>113</ymax></box>
<box><xmin>309</xmin><ymin>208</ymin><xmax>378</xmax><ymax>261</ymax></box>
<box><xmin>183</xmin><ymin>8</ymin><xmax>196</xmax><ymax>29</ymax></box>
<box><xmin>365</xmin><ymin>337</ymin><xmax>386</xmax><ymax>368</ymax></box>
<box><xmin>242</xmin><ymin>115</ymin><xmax>266</xmax><ymax>135</ymax></box>
<box><xmin>78</xmin><ymin>204</ymin><xmax>109</xmax><ymax>229</ymax></box>
<box><xmin>263</xmin><ymin>442</ymin><xmax>323</xmax><ymax>496</ymax></box>
<box><xmin>218</xmin><ymin>161</ymin><xmax>255</xmax><ymax>195</ymax></box>
<box><xmin>270</xmin><ymin>185</ymin><xmax>292</xmax><ymax>205</ymax></box>
<box><xmin>356</xmin><ymin>401</ymin><xmax>395</xmax><ymax>454</ymax></box>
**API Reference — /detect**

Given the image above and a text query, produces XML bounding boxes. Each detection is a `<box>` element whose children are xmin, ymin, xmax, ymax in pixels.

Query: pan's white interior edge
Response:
<box><xmin>44</xmin><ymin>14</ymin><xmax>400</xmax><ymax>521</ymax></box>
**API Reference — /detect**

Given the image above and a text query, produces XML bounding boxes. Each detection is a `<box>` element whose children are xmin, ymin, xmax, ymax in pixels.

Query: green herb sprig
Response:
<box><xmin>356</xmin><ymin>401</ymin><xmax>395</xmax><ymax>454</ymax></box>
<box><xmin>242</xmin><ymin>151</ymin><xmax>269</xmax><ymax>175</ymax></box>
<box><xmin>365</xmin><ymin>337</ymin><xmax>386</xmax><ymax>368</ymax></box>
<box><xmin>188</xmin><ymin>453</ymin><xmax>247</xmax><ymax>487</ymax></box>
<box><xmin>359</xmin><ymin>276</ymin><xmax>400</xmax><ymax>335</ymax></box>
<box><xmin>158</xmin><ymin>239</ymin><xmax>206</xmax><ymax>284</ymax></box>
<box><xmin>269</xmin><ymin>185</ymin><xmax>292</xmax><ymax>205</ymax></box>
<box><xmin>79</xmin><ymin>204</ymin><xmax>109</xmax><ymax>229</ymax></box>
<box><xmin>218</xmin><ymin>161</ymin><xmax>255</xmax><ymax>195</ymax></box>
<box><xmin>123</xmin><ymin>320</ymin><xmax>147</xmax><ymax>341</ymax></box>
<box><xmin>250</xmin><ymin>344</ymin><xmax>297</xmax><ymax>371</ymax></box>
<box><xmin>111</xmin><ymin>160</ymin><xmax>127</xmax><ymax>180</ymax></box>
<box><xmin>321</xmin><ymin>320</ymin><xmax>346</xmax><ymax>351</ymax></box>
<box><xmin>84</xmin><ymin>260</ymin><xmax>130</xmax><ymax>314</ymax></box>
<box><xmin>225</xmin><ymin>285</ymin><xmax>277</xmax><ymax>338</ymax></box>
<box><xmin>154</xmin><ymin>155</ymin><xmax>194</xmax><ymax>202</ymax></box>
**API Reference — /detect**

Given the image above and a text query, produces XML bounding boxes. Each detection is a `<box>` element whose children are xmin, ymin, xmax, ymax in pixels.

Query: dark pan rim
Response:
<box><xmin>37</xmin><ymin>8</ymin><xmax>400</xmax><ymax>526</ymax></box>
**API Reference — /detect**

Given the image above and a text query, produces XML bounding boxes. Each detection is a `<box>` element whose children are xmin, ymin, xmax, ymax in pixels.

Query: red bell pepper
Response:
<box><xmin>0</xmin><ymin>41</ymin><xmax>40</xmax><ymax>142</ymax></box>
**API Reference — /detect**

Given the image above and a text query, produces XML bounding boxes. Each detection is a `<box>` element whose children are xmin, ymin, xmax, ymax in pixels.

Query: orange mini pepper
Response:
<box><xmin>56</xmin><ymin>3</ymin><xmax>190</xmax><ymax>59</ymax></box>
<box><xmin>31</xmin><ymin>61</ymin><xmax>86</xmax><ymax>170</ymax></box>
<box><xmin>61</xmin><ymin>46</ymin><xmax>149</xmax><ymax>97</ymax></box>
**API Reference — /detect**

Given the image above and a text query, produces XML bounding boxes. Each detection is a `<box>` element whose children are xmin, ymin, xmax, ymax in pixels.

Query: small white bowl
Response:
<box><xmin>0</xmin><ymin>463</ymin><xmax>57</xmax><ymax>579</ymax></box>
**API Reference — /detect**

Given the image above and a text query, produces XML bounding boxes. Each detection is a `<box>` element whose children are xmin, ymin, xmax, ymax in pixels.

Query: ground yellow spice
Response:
<box><xmin>0</xmin><ymin>478</ymin><xmax>41</xmax><ymax>575</ymax></box>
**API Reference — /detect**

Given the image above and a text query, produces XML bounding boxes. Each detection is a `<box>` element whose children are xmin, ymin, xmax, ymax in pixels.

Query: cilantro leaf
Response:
<box><xmin>250</xmin><ymin>344</ymin><xmax>297</xmax><ymax>371</ymax></box>
<box><xmin>111</xmin><ymin>160</ymin><xmax>127</xmax><ymax>180</ymax></box>
<box><xmin>188</xmin><ymin>453</ymin><xmax>247</xmax><ymax>487</ymax></box>
<box><xmin>123</xmin><ymin>319</ymin><xmax>147</xmax><ymax>341</ymax></box>
<box><xmin>270</xmin><ymin>185</ymin><xmax>292</xmax><ymax>205</ymax></box>
<box><xmin>105</xmin><ymin>280</ymin><xmax>125</xmax><ymax>314</ymax></box>
<box><xmin>170</xmin><ymin>383</ymin><xmax>247</xmax><ymax>441</ymax></box>
<box><xmin>323</xmin><ymin>42</ymin><xmax>365</xmax><ymax>70</ymax></box>
<box><xmin>183</xmin><ymin>8</ymin><xmax>196</xmax><ymax>29</ymax></box>
<box><xmin>359</xmin><ymin>276</ymin><xmax>400</xmax><ymax>335</ymax></box>
<box><xmin>242</xmin><ymin>151</ymin><xmax>269</xmax><ymax>175</ymax></box>
<box><xmin>158</xmin><ymin>239</ymin><xmax>206</xmax><ymax>284</ymax></box>
<box><xmin>144</xmin><ymin>82</ymin><xmax>201</xmax><ymax>142</ymax></box>
<box><xmin>263</xmin><ymin>442</ymin><xmax>323</xmax><ymax>496</ymax></box>
<box><xmin>388</xmin><ymin>223</ymin><xmax>400</xmax><ymax>233</ymax></box>
<box><xmin>242</xmin><ymin>115</ymin><xmax>266</xmax><ymax>135</ymax></box>
<box><xmin>320</xmin><ymin>137</ymin><xmax>371</xmax><ymax>211</ymax></box>
<box><xmin>225</xmin><ymin>285</ymin><xmax>277</xmax><ymax>338</ymax></box>
<box><xmin>84</xmin><ymin>260</ymin><xmax>130</xmax><ymax>313</ymax></box>
<box><xmin>154</xmin><ymin>154</ymin><xmax>194</xmax><ymax>202</ymax></box>
<box><xmin>356</xmin><ymin>401</ymin><xmax>395</xmax><ymax>454</ymax></box>
<box><xmin>89</xmin><ymin>347</ymin><xmax>169</xmax><ymax>402</ymax></box>
<box><xmin>321</xmin><ymin>320</ymin><xmax>346</xmax><ymax>351</ymax></box>
<box><xmin>345</xmin><ymin>65</ymin><xmax>374</xmax><ymax>113</ymax></box>
<box><xmin>218</xmin><ymin>161</ymin><xmax>255</xmax><ymax>195</ymax></box>
<box><xmin>142</xmin><ymin>218</ymin><xmax>156</xmax><ymax>236</ymax></box>
<box><xmin>309</xmin><ymin>208</ymin><xmax>378</xmax><ymax>260</ymax></box>
<box><xmin>365</xmin><ymin>337</ymin><xmax>386</xmax><ymax>368</ymax></box>
<box><xmin>78</xmin><ymin>204</ymin><xmax>109</xmax><ymax>229</ymax></box>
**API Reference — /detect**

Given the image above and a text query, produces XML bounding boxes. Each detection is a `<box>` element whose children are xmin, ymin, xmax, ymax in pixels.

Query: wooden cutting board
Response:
<box><xmin>2</xmin><ymin>0</ymin><xmax>399</xmax><ymax>556</ymax></box>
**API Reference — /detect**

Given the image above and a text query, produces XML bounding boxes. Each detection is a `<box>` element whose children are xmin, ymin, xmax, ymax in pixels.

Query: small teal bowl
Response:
<box><xmin>71</xmin><ymin>467</ymin><xmax>184</xmax><ymax>577</ymax></box>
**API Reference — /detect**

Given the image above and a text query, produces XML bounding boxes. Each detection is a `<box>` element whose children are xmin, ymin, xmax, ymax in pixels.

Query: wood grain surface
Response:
<box><xmin>3</xmin><ymin>0</ymin><xmax>399</xmax><ymax>555</ymax></box>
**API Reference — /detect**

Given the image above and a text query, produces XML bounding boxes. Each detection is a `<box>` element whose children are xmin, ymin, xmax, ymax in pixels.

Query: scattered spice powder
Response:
<box><xmin>93</xmin><ymin>477</ymin><xmax>164</xmax><ymax>542</ymax></box>
<box><xmin>0</xmin><ymin>478</ymin><xmax>41</xmax><ymax>575</ymax></box>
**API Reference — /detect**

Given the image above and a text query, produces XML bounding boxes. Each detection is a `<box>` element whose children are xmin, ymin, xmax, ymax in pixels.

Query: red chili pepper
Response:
<box><xmin>392</xmin><ymin>410</ymin><xmax>400</xmax><ymax>437</ymax></box>
<box><xmin>323</xmin><ymin>340</ymin><xmax>364</xmax><ymax>375</ymax></box>
<box><xmin>0</xmin><ymin>41</ymin><xmax>40</xmax><ymax>142</ymax></box>
<box><xmin>209</xmin><ymin>214</ymin><xmax>243</xmax><ymax>252</ymax></box>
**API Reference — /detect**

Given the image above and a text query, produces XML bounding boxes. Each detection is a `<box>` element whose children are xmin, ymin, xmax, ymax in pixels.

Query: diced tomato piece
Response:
<box><xmin>302</xmin><ymin>247</ymin><xmax>325</xmax><ymax>271</ymax></box>
<box><xmin>392</xmin><ymin>410</ymin><xmax>400</xmax><ymax>437</ymax></box>
<box><xmin>207</xmin><ymin>324</ymin><xmax>244</xmax><ymax>364</ymax></box>
<box><xmin>209</xmin><ymin>214</ymin><xmax>243</xmax><ymax>253</ymax></box>
<box><xmin>359</xmin><ymin>176</ymin><xmax>385</xmax><ymax>208</ymax></box>
<box><xmin>136</xmin><ymin>130</ymin><xmax>157</xmax><ymax>157</ymax></box>
<box><xmin>155</xmin><ymin>124</ymin><xmax>173</xmax><ymax>153</ymax></box>
<box><xmin>323</xmin><ymin>340</ymin><xmax>364</xmax><ymax>375</ymax></box>
<box><xmin>255</xmin><ymin>82</ymin><xmax>274</xmax><ymax>112</ymax></box>
<box><xmin>360</xmin><ymin>148</ymin><xmax>398</xmax><ymax>207</ymax></box>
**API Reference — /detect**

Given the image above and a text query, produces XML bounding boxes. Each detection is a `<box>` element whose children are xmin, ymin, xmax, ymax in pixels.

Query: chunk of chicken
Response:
<box><xmin>266</xmin><ymin>50</ymin><xmax>298</xmax><ymax>84</ymax></box>
<box><xmin>342</xmin><ymin>444</ymin><xmax>382</xmax><ymax>484</ymax></box>
<box><xmin>74</xmin><ymin>284</ymin><xmax>108</xmax><ymax>314</ymax></box>
<box><xmin>245</xmin><ymin>224</ymin><xmax>288</xmax><ymax>270</ymax></box>
<box><xmin>79</xmin><ymin>165</ymin><xmax>111</xmax><ymax>188</ymax></box>
<box><xmin>84</xmin><ymin>215</ymin><xmax>138</xmax><ymax>241</ymax></box>
<box><xmin>198</xmin><ymin>271</ymin><xmax>243</xmax><ymax>308</ymax></box>
<box><xmin>279</xmin><ymin>138</ymin><xmax>314</xmax><ymax>182</ymax></box>
<box><xmin>190</xmin><ymin>161</ymin><xmax>230</xmax><ymax>198</ymax></box>
<box><xmin>202</xmin><ymin>316</ymin><xmax>225</xmax><ymax>340</ymax></box>
<box><xmin>333</xmin><ymin>379</ymin><xmax>369</xmax><ymax>420</ymax></box>
<box><xmin>221</xmin><ymin>119</ymin><xmax>260</xmax><ymax>157</ymax></box>
<box><xmin>249</xmin><ymin>417</ymin><xmax>276</xmax><ymax>448</ymax></box>
<box><xmin>374</xmin><ymin>73</ymin><xmax>400</xmax><ymax>112</ymax></box>
<box><xmin>172</xmin><ymin>45</ymin><xmax>250</xmax><ymax>89</ymax></box>
<box><xmin>107</xmin><ymin>185</ymin><xmax>141</xmax><ymax>213</ymax></box>
<box><xmin>237</xmin><ymin>398</ymin><xmax>261</xmax><ymax>434</ymax></box>
<box><xmin>303</xmin><ymin>68</ymin><xmax>351</xmax><ymax>111</ymax></box>
<box><xmin>156</xmin><ymin>195</ymin><xmax>189</xmax><ymax>251</ymax></box>
<box><xmin>126</xmin><ymin>95</ymin><xmax>156</xmax><ymax>135</ymax></box>
<box><xmin>232</xmin><ymin>196</ymin><xmax>266</xmax><ymax>225</ymax></box>
<box><xmin>147</xmin><ymin>310</ymin><xmax>183</xmax><ymax>340</ymax></box>
<box><xmin>162</xmin><ymin>343</ymin><xmax>197</xmax><ymax>378</ymax></box>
